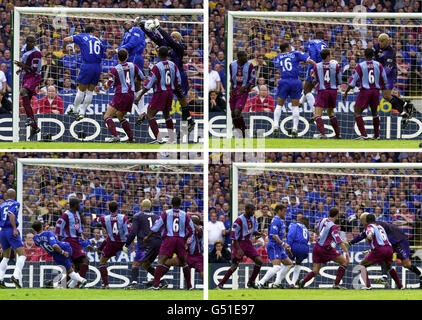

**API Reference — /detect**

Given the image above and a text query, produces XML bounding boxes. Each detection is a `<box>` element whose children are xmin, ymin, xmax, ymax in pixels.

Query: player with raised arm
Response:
<box><xmin>309</xmin><ymin>48</ymin><xmax>342</xmax><ymax>139</ymax></box>
<box><xmin>123</xmin><ymin>199</ymin><xmax>167</xmax><ymax>290</ymax></box>
<box><xmin>217</xmin><ymin>203</ymin><xmax>264</xmax><ymax>289</ymax></box>
<box><xmin>298</xmin><ymin>207</ymin><xmax>349</xmax><ymax>289</ymax></box>
<box><xmin>357</xmin><ymin>213</ymin><xmax>403</xmax><ymax>290</ymax></box>
<box><xmin>286</xmin><ymin>215</ymin><xmax>310</xmax><ymax>288</ymax></box>
<box><xmin>55</xmin><ymin>197</ymin><xmax>90</xmax><ymax>286</ymax></box>
<box><xmin>14</xmin><ymin>35</ymin><xmax>42</xmax><ymax>140</ymax></box>
<box><xmin>97</xmin><ymin>201</ymin><xmax>129</xmax><ymax>288</ymax></box>
<box><xmin>103</xmin><ymin>48</ymin><xmax>145</xmax><ymax>143</ymax></box>
<box><xmin>135</xmin><ymin>18</ymin><xmax>196</xmax><ymax>138</ymax></box>
<box><xmin>228</xmin><ymin>51</ymin><xmax>256</xmax><ymax>138</ymax></box>
<box><xmin>375</xmin><ymin>33</ymin><xmax>414</xmax><ymax>128</ymax></box>
<box><xmin>257</xmin><ymin>204</ymin><xmax>293</xmax><ymax>289</ymax></box>
<box><xmin>63</xmin><ymin>26</ymin><xmax>105</xmax><ymax>121</ymax></box>
<box><xmin>273</xmin><ymin>42</ymin><xmax>316</xmax><ymax>138</ymax></box>
<box><xmin>32</xmin><ymin>220</ymin><xmax>87</xmax><ymax>289</ymax></box>
<box><xmin>343</xmin><ymin>48</ymin><xmax>388</xmax><ymax>140</ymax></box>
<box><xmin>135</xmin><ymin>46</ymin><xmax>181</xmax><ymax>144</ymax></box>
<box><xmin>347</xmin><ymin>212</ymin><xmax>421</xmax><ymax>288</ymax></box>
<box><xmin>142</xmin><ymin>196</ymin><xmax>194</xmax><ymax>290</ymax></box>
<box><xmin>0</xmin><ymin>189</ymin><xmax>26</xmax><ymax>288</ymax></box>
<box><xmin>299</xmin><ymin>31</ymin><xmax>328</xmax><ymax>113</ymax></box>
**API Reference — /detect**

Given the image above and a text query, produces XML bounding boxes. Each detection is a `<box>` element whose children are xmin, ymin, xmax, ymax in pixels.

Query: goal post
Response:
<box><xmin>224</xmin><ymin>11</ymin><xmax>422</xmax><ymax>140</ymax></box>
<box><xmin>228</xmin><ymin>162</ymin><xmax>422</xmax><ymax>289</ymax></box>
<box><xmin>12</xmin><ymin>7</ymin><xmax>204</xmax><ymax>143</ymax></box>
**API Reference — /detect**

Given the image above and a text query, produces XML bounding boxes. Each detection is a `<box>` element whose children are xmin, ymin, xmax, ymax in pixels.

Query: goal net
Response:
<box><xmin>12</xmin><ymin>7</ymin><xmax>204</xmax><ymax>143</ymax></box>
<box><xmin>222</xmin><ymin>11</ymin><xmax>422</xmax><ymax>140</ymax></box>
<box><xmin>11</xmin><ymin>158</ymin><xmax>204</xmax><ymax>289</ymax></box>
<box><xmin>212</xmin><ymin>162</ymin><xmax>422</xmax><ymax>290</ymax></box>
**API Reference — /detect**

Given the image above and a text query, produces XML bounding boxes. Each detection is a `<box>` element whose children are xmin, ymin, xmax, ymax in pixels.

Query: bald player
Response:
<box><xmin>347</xmin><ymin>212</ymin><xmax>422</xmax><ymax>288</ymax></box>
<box><xmin>375</xmin><ymin>33</ymin><xmax>414</xmax><ymax>128</ymax></box>
<box><xmin>136</xmin><ymin>17</ymin><xmax>196</xmax><ymax>140</ymax></box>
<box><xmin>123</xmin><ymin>199</ymin><xmax>166</xmax><ymax>289</ymax></box>
<box><xmin>0</xmin><ymin>189</ymin><xmax>26</xmax><ymax>288</ymax></box>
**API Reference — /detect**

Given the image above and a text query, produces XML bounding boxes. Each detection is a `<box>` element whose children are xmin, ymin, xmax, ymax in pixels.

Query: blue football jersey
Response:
<box><xmin>72</xmin><ymin>33</ymin><xmax>104</xmax><ymax>64</ymax></box>
<box><xmin>33</xmin><ymin>231</ymin><xmax>67</xmax><ymax>256</ymax></box>
<box><xmin>0</xmin><ymin>200</ymin><xmax>20</xmax><ymax>228</ymax></box>
<box><xmin>268</xmin><ymin>216</ymin><xmax>286</xmax><ymax>245</ymax></box>
<box><xmin>287</xmin><ymin>222</ymin><xmax>309</xmax><ymax>246</ymax></box>
<box><xmin>118</xmin><ymin>27</ymin><xmax>146</xmax><ymax>59</ymax></box>
<box><xmin>307</xmin><ymin>39</ymin><xmax>328</xmax><ymax>64</ymax></box>
<box><xmin>274</xmin><ymin>50</ymin><xmax>310</xmax><ymax>79</ymax></box>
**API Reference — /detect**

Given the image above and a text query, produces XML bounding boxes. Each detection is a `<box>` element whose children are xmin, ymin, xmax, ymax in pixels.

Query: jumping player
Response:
<box><xmin>98</xmin><ymin>201</ymin><xmax>129</xmax><ymax>288</ymax></box>
<box><xmin>310</xmin><ymin>48</ymin><xmax>342</xmax><ymax>139</ymax></box>
<box><xmin>358</xmin><ymin>213</ymin><xmax>403</xmax><ymax>290</ymax></box>
<box><xmin>273</xmin><ymin>42</ymin><xmax>316</xmax><ymax>138</ymax></box>
<box><xmin>135</xmin><ymin>46</ymin><xmax>181</xmax><ymax>144</ymax></box>
<box><xmin>32</xmin><ymin>220</ymin><xmax>87</xmax><ymax>289</ymax></box>
<box><xmin>298</xmin><ymin>207</ymin><xmax>349</xmax><ymax>289</ymax></box>
<box><xmin>63</xmin><ymin>26</ymin><xmax>105</xmax><ymax>121</ymax></box>
<box><xmin>228</xmin><ymin>51</ymin><xmax>256</xmax><ymax>138</ymax></box>
<box><xmin>14</xmin><ymin>35</ymin><xmax>42</xmax><ymax>140</ymax></box>
<box><xmin>343</xmin><ymin>48</ymin><xmax>388</xmax><ymax>140</ymax></box>
<box><xmin>103</xmin><ymin>48</ymin><xmax>145</xmax><ymax>143</ymax></box>
<box><xmin>135</xmin><ymin>17</ymin><xmax>196</xmax><ymax>138</ymax></box>
<box><xmin>217</xmin><ymin>203</ymin><xmax>265</xmax><ymax>289</ymax></box>
<box><xmin>0</xmin><ymin>189</ymin><xmax>26</xmax><ymax>288</ymax></box>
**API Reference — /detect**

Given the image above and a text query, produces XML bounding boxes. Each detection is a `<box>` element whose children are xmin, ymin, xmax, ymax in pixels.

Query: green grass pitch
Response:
<box><xmin>0</xmin><ymin>288</ymin><xmax>203</xmax><ymax>300</ymax></box>
<box><xmin>208</xmin><ymin>289</ymin><xmax>422</xmax><ymax>300</ymax></box>
<box><xmin>209</xmin><ymin>138</ymin><xmax>421</xmax><ymax>149</ymax></box>
<box><xmin>0</xmin><ymin>142</ymin><xmax>202</xmax><ymax>150</ymax></box>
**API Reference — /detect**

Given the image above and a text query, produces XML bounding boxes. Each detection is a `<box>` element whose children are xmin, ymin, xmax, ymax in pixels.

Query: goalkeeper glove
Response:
<box><xmin>122</xmin><ymin>244</ymin><xmax>128</xmax><ymax>254</ymax></box>
<box><xmin>152</xmin><ymin>18</ymin><xmax>160</xmax><ymax>31</ymax></box>
<box><xmin>134</xmin><ymin>16</ymin><xmax>143</xmax><ymax>26</ymax></box>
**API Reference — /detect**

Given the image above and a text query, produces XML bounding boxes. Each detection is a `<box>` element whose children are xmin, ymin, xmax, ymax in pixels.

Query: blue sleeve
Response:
<box><xmin>72</xmin><ymin>34</ymin><xmax>82</xmax><ymax>46</ymax></box>
<box><xmin>46</xmin><ymin>231</ymin><xmax>59</xmax><ymax>247</ymax></box>
<box><xmin>286</xmin><ymin>224</ymin><xmax>295</xmax><ymax>245</ymax></box>
<box><xmin>297</xmin><ymin>51</ymin><xmax>310</xmax><ymax>63</ymax></box>
<box><xmin>268</xmin><ymin>221</ymin><xmax>278</xmax><ymax>237</ymax></box>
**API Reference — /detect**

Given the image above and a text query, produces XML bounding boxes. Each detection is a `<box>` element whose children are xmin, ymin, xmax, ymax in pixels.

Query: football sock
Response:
<box><xmin>120</xmin><ymin>119</ymin><xmax>133</xmax><ymax>141</ymax></box>
<box><xmin>182</xmin><ymin>264</ymin><xmax>192</xmax><ymax>288</ymax></box>
<box><xmin>409</xmin><ymin>265</ymin><xmax>421</xmax><ymax>276</ymax></box>
<box><xmin>291</xmin><ymin>265</ymin><xmax>302</xmax><ymax>285</ymax></box>
<box><xmin>165</xmin><ymin>118</ymin><xmax>175</xmax><ymax>142</ymax></box>
<box><xmin>153</xmin><ymin>264</ymin><xmax>169</xmax><ymax>288</ymax></box>
<box><xmin>99</xmin><ymin>264</ymin><xmax>108</xmax><ymax>286</ymax></box>
<box><xmin>373</xmin><ymin>115</ymin><xmax>380</xmax><ymax>137</ymax></box>
<box><xmin>248</xmin><ymin>264</ymin><xmax>261</xmax><ymax>284</ymax></box>
<box><xmin>275</xmin><ymin>264</ymin><xmax>293</xmax><ymax>285</ymax></box>
<box><xmin>73</xmin><ymin>89</ymin><xmax>85</xmax><ymax>113</ymax></box>
<box><xmin>334</xmin><ymin>265</ymin><xmax>346</xmax><ymax>286</ymax></box>
<box><xmin>355</xmin><ymin>115</ymin><xmax>367</xmax><ymax>136</ymax></box>
<box><xmin>330</xmin><ymin>116</ymin><xmax>340</xmax><ymax>137</ymax></box>
<box><xmin>0</xmin><ymin>257</ymin><xmax>9</xmax><ymax>281</ymax></box>
<box><xmin>305</xmin><ymin>92</ymin><xmax>315</xmax><ymax>109</ymax></box>
<box><xmin>388</xmin><ymin>95</ymin><xmax>405</xmax><ymax>113</ymax></box>
<box><xmin>148</xmin><ymin>118</ymin><xmax>161</xmax><ymax>141</ymax></box>
<box><xmin>69</xmin><ymin>271</ymin><xmax>85</xmax><ymax>283</ymax></box>
<box><xmin>274</xmin><ymin>105</ymin><xmax>282</xmax><ymax>129</ymax></box>
<box><xmin>299</xmin><ymin>93</ymin><xmax>306</xmax><ymax>105</ymax></box>
<box><xmin>79</xmin><ymin>90</ymin><xmax>93</xmax><ymax>115</ymax></box>
<box><xmin>303</xmin><ymin>270</ymin><xmax>316</xmax><ymax>284</ymax></box>
<box><xmin>258</xmin><ymin>264</ymin><xmax>281</xmax><ymax>285</ymax></box>
<box><xmin>389</xmin><ymin>268</ymin><xmax>403</xmax><ymax>288</ymax></box>
<box><xmin>131</xmin><ymin>266</ymin><xmax>140</xmax><ymax>282</ymax></box>
<box><xmin>292</xmin><ymin>107</ymin><xmax>300</xmax><ymax>131</ymax></box>
<box><xmin>315</xmin><ymin>116</ymin><xmax>325</xmax><ymax>135</ymax></box>
<box><xmin>105</xmin><ymin>117</ymin><xmax>118</xmax><ymax>137</ymax></box>
<box><xmin>22</xmin><ymin>95</ymin><xmax>37</xmax><ymax>129</ymax></box>
<box><xmin>79</xmin><ymin>263</ymin><xmax>89</xmax><ymax>278</ymax></box>
<box><xmin>12</xmin><ymin>255</ymin><xmax>26</xmax><ymax>279</ymax></box>
<box><xmin>181</xmin><ymin>107</ymin><xmax>192</xmax><ymax>122</ymax></box>
<box><xmin>218</xmin><ymin>268</ymin><xmax>234</xmax><ymax>286</ymax></box>
<box><xmin>147</xmin><ymin>266</ymin><xmax>156</xmax><ymax>277</ymax></box>
<box><xmin>239</xmin><ymin>116</ymin><xmax>247</xmax><ymax>137</ymax></box>
<box><xmin>360</xmin><ymin>267</ymin><xmax>371</xmax><ymax>287</ymax></box>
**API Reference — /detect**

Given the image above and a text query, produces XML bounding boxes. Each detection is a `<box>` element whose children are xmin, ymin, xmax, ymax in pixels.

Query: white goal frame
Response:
<box><xmin>12</xmin><ymin>7</ymin><xmax>204</xmax><ymax>142</ymax></box>
<box><xmin>225</xmin><ymin>11</ymin><xmax>422</xmax><ymax>139</ymax></box>
<box><xmin>231</xmin><ymin>162</ymin><xmax>422</xmax><ymax>289</ymax></box>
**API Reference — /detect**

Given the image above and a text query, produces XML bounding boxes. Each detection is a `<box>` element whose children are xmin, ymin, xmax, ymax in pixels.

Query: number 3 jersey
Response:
<box><xmin>99</xmin><ymin>213</ymin><xmax>130</xmax><ymax>243</ymax></box>
<box><xmin>151</xmin><ymin>208</ymin><xmax>194</xmax><ymax>239</ymax></box>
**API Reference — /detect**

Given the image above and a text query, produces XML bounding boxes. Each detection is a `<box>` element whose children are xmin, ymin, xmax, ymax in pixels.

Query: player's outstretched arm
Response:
<box><xmin>306</xmin><ymin>58</ymin><xmax>316</xmax><ymax>66</ymax></box>
<box><xmin>342</xmin><ymin>85</ymin><xmax>353</xmax><ymax>101</ymax></box>
<box><xmin>53</xmin><ymin>244</ymin><xmax>69</xmax><ymax>257</ymax></box>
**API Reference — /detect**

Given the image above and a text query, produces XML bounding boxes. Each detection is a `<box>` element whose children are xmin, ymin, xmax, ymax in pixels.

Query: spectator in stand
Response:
<box><xmin>396</xmin><ymin>52</ymin><xmax>410</xmax><ymax>96</ymax></box>
<box><xmin>393</xmin><ymin>202</ymin><xmax>415</xmax><ymax>245</ymax></box>
<box><xmin>59</xmin><ymin>78</ymin><xmax>77</xmax><ymax>95</ymax></box>
<box><xmin>19</xmin><ymin>95</ymin><xmax>39</xmax><ymax>116</ymax></box>
<box><xmin>208</xmin><ymin>211</ymin><xmax>228</xmax><ymax>249</ymax></box>
<box><xmin>23</xmin><ymin>232</ymin><xmax>43</xmax><ymax>262</ymax></box>
<box><xmin>209</xmin><ymin>89</ymin><xmax>226</xmax><ymax>112</ymax></box>
<box><xmin>208</xmin><ymin>61</ymin><xmax>224</xmax><ymax>93</ymax></box>
<box><xmin>243</xmin><ymin>85</ymin><xmax>274</xmax><ymax>113</ymax></box>
<box><xmin>209</xmin><ymin>240</ymin><xmax>231</xmax><ymax>263</ymax></box>
<box><xmin>38</xmin><ymin>86</ymin><xmax>64</xmax><ymax>114</ymax></box>
<box><xmin>41</xmin><ymin>52</ymin><xmax>60</xmax><ymax>88</ymax></box>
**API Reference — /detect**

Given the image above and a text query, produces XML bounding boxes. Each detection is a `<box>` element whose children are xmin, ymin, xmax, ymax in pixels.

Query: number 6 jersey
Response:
<box><xmin>144</xmin><ymin>60</ymin><xmax>181</xmax><ymax>93</ymax></box>
<box><xmin>151</xmin><ymin>208</ymin><xmax>193</xmax><ymax>239</ymax></box>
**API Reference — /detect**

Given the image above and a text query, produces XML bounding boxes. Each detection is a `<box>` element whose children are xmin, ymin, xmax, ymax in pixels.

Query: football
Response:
<box><xmin>144</xmin><ymin>19</ymin><xmax>155</xmax><ymax>32</ymax></box>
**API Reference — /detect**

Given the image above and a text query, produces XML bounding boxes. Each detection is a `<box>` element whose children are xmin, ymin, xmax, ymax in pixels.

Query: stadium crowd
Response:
<box><xmin>208</xmin><ymin>0</ymin><xmax>422</xmax><ymax>112</ymax></box>
<box><xmin>0</xmin><ymin>0</ymin><xmax>204</xmax><ymax>116</ymax></box>
<box><xmin>208</xmin><ymin>152</ymin><xmax>422</xmax><ymax>263</ymax></box>
<box><xmin>0</xmin><ymin>151</ymin><xmax>203</xmax><ymax>261</ymax></box>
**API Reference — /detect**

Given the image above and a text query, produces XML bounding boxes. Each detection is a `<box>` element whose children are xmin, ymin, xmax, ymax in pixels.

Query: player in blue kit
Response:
<box><xmin>0</xmin><ymin>189</ymin><xmax>26</xmax><ymax>289</ymax></box>
<box><xmin>32</xmin><ymin>220</ymin><xmax>87</xmax><ymax>289</ymax></box>
<box><xmin>273</xmin><ymin>42</ymin><xmax>316</xmax><ymax>138</ymax></box>
<box><xmin>286</xmin><ymin>214</ymin><xmax>310</xmax><ymax>288</ymax></box>
<box><xmin>257</xmin><ymin>204</ymin><xmax>293</xmax><ymax>289</ymax></box>
<box><xmin>63</xmin><ymin>26</ymin><xmax>105</xmax><ymax>121</ymax></box>
<box><xmin>299</xmin><ymin>31</ymin><xmax>328</xmax><ymax>113</ymax></box>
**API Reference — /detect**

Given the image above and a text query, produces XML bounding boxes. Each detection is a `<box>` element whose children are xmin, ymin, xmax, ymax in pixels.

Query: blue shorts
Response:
<box><xmin>53</xmin><ymin>243</ymin><xmax>73</xmax><ymax>271</ymax></box>
<box><xmin>277</xmin><ymin>78</ymin><xmax>302</xmax><ymax>100</ymax></box>
<box><xmin>266</xmin><ymin>242</ymin><xmax>289</xmax><ymax>261</ymax></box>
<box><xmin>77</xmin><ymin>62</ymin><xmax>102</xmax><ymax>85</ymax></box>
<box><xmin>290</xmin><ymin>243</ymin><xmax>309</xmax><ymax>263</ymax></box>
<box><xmin>393</xmin><ymin>239</ymin><xmax>410</xmax><ymax>260</ymax></box>
<box><xmin>133</xmin><ymin>54</ymin><xmax>144</xmax><ymax>71</ymax></box>
<box><xmin>306</xmin><ymin>65</ymin><xmax>313</xmax><ymax>82</ymax></box>
<box><xmin>0</xmin><ymin>228</ymin><xmax>24</xmax><ymax>250</ymax></box>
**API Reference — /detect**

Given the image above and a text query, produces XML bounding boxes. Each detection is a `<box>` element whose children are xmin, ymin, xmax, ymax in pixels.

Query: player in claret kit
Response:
<box><xmin>63</xmin><ymin>26</ymin><xmax>105</xmax><ymax>121</ymax></box>
<box><xmin>103</xmin><ymin>48</ymin><xmax>145</xmax><ymax>143</ymax></box>
<box><xmin>185</xmin><ymin>214</ymin><xmax>204</xmax><ymax>280</ymax></box>
<box><xmin>343</xmin><ymin>48</ymin><xmax>388</xmax><ymax>140</ymax></box>
<box><xmin>217</xmin><ymin>203</ymin><xmax>265</xmax><ymax>289</ymax></box>
<box><xmin>14</xmin><ymin>35</ymin><xmax>42</xmax><ymax>140</ymax></box>
<box><xmin>228</xmin><ymin>51</ymin><xmax>256</xmax><ymax>138</ymax></box>
<box><xmin>97</xmin><ymin>201</ymin><xmax>130</xmax><ymax>288</ymax></box>
<box><xmin>32</xmin><ymin>220</ymin><xmax>87</xmax><ymax>289</ymax></box>
<box><xmin>357</xmin><ymin>213</ymin><xmax>403</xmax><ymax>290</ymax></box>
<box><xmin>309</xmin><ymin>48</ymin><xmax>342</xmax><ymax>139</ymax></box>
<box><xmin>142</xmin><ymin>196</ymin><xmax>194</xmax><ymax>290</ymax></box>
<box><xmin>0</xmin><ymin>189</ymin><xmax>26</xmax><ymax>288</ymax></box>
<box><xmin>298</xmin><ymin>207</ymin><xmax>349</xmax><ymax>289</ymax></box>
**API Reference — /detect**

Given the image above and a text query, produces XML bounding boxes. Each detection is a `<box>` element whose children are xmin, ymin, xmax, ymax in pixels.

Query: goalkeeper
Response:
<box><xmin>346</xmin><ymin>212</ymin><xmax>422</xmax><ymax>288</ymax></box>
<box><xmin>135</xmin><ymin>17</ymin><xmax>196</xmax><ymax>139</ymax></box>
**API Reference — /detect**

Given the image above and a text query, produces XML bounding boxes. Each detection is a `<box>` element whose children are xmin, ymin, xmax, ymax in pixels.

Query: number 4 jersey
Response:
<box><xmin>99</xmin><ymin>213</ymin><xmax>130</xmax><ymax>243</ymax></box>
<box><xmin>151</xmin><ymin>208</ymin><xmax>194</xmax><ymax>239</ymax></box>
<box><xmin>107</xmin><ymin>62</ymin><xmax>145</xmax><ymax>94</ymax></box>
